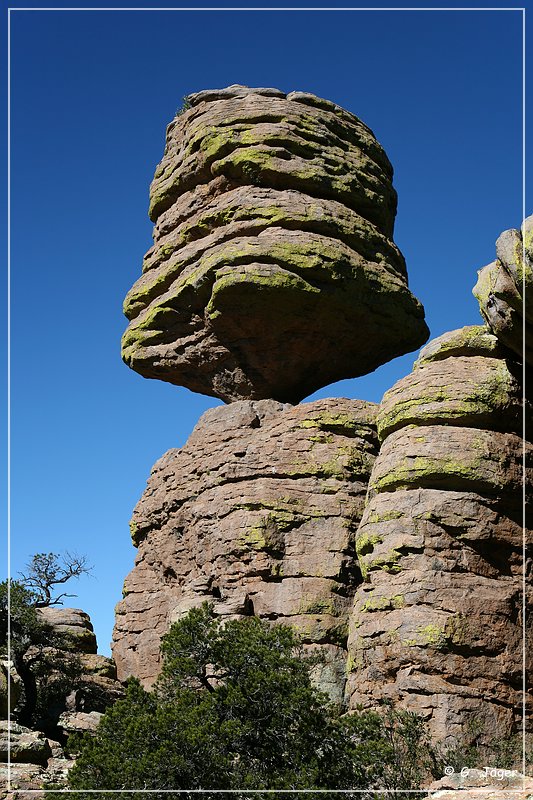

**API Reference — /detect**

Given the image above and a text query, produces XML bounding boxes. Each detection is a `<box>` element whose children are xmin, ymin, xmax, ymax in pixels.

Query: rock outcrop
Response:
<box><xmin>1</xmin><ymin>608</ymin><xmax>123</xmax><ymax>794</ymax></box>
<box><xmin>424</xmin><ymin>770</ymin><xmax>533</xmax><ymax>800</ymax></box>
<box><xmin>346</xmin><ymin>325</ymin><xmax>530</xmax><ymax>742</ymax></box>
<box><xmin>116</xmin><ymin>81</ymin><xmax>530</xmax><ymax>760</ymax></box>
<box><xmin>474</xmin><ymin>215</ymin><xmax>532</xmax><ymax>367</ymax></box>
<box><xmin>113</xmin><ymin>397</ymin><xmax>378</xmax><ymax>700</ymax></box>
<box><xmin>32</xmin><ymin>607</ymin><xmax>123</xmax><ymax>736</ymax></box>
<box><xmin>121</xmin><ymin>85</ymin><xmax>428</xmax><ymax>403</ymax></box>
<box><xmin>0</xmin><ymin>721</ymin><xmax>74</xmax><ymax>794</ymax></box>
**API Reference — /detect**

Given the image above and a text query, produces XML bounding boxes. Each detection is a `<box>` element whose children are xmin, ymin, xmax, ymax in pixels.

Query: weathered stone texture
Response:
<box><xmin>112</xmin><ymin>397</ymin><xmax>379</xmax><ymax>698</ymax></box>
<box><xmin>0</xmin><ymin>608</ymin><xmax>123</xmax><ymax>794</ymax></box>
<box><xmin>37</xmin><ymin>607</ymin><xmax>97</xmax><ymax>654</ymax></box>
<box><xmin>0</xmin><ymin>722</ymin><xmax>74</xmax><ymax>795</ymax></box>
<box><xmin>346</xmin><ymin>325</ymin><xmax>530</xmax><ymax>742</ymax></box>
<box><xmin>122</xmin><ymin>85</ymin><xmax>428</xmax><ymax>402</ymax></box>
<box><xmin>424</xmin><ymin>770</ymin><xmax>533</xmax><ymax>800</ymax></box>
<box><xmin>473</xmin><ymin>215</ymin><xmax>532</xmax><ymax>366</ymax></box>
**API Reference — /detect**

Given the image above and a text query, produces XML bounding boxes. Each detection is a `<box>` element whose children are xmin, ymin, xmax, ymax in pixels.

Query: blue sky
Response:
<box><xmin>3</xmin><ymin>3</ymin><xmax>527</xmax><ymax>655</ymax></box>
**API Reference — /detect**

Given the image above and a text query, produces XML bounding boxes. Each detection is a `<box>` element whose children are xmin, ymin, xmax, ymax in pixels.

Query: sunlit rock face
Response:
<box><xmin>346</xmin><ymin>325</ymin><xmax>531</xmax><ymax>743</ymax></box>
<box><xmin>112</xmin><ymin>397</ymin><xmax>379</xmax><ymax>701</ymax></box>
<box><xmin>473</xmin><ymin>215</ymin><xmax>532</xmax><ymax>367</ymax></box>
<box><xmin>121</xmin><ymin>85</ymin><xmax>428</xmax><ymax>403</ymax></box>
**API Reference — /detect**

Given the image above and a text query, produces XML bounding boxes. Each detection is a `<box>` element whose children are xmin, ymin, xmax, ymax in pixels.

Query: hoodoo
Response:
<box><xmin>121</xmin><ymin>85</ymin><xmax>428</xmax><ymax>403</ymax></box>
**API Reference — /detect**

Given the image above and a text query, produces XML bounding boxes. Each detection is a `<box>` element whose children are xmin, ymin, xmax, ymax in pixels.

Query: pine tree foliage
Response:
<box><xmin>53</xmin><ymin>604</ymin><xmax>436</xmax><ymax>799</ymax></box>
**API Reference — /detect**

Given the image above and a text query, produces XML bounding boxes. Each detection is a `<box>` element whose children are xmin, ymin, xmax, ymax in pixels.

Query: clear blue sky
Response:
<box><xmin>3</xmin><ymin>2</ymin><xmax>528</xmax><ymax>655</ymax></box>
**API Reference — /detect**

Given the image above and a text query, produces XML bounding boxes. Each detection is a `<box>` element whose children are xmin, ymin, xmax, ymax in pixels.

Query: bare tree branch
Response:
<box><xmin>19</xmin><ymin>552</ymin><xmax>93</xmax><ymax>607</ymax></box>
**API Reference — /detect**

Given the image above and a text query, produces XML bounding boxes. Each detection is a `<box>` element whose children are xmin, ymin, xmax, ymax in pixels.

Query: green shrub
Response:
<box><xmin>51</xmin><ymin>604</ymin><xmax>436</xmax><ymax>798</ymax></box>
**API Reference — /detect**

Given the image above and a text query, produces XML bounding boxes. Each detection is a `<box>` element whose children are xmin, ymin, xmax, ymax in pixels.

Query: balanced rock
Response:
<box><xmin>113</xmin><ymin>397</ymin><xmax>379</xmax><ymax>700</ymax></box>
<box><xmin>473</xmin><ymin>215</ymin><xmax>532</xmax><ymax>366</ymax></box>
<box><xmin>345</xmin><ymin>326</ymin><xmax>530</xmax><ymax>743</ymax></box>
<box><xmin>122</xmin><ymin>85</ymin><xmax>428</xmax><ymax>402</ymax></box>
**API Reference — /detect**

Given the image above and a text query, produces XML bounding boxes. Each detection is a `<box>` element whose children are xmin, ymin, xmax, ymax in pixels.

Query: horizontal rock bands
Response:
<box><xmin>145</xmin><ymin>185</ymin><xmax>407</xmax><ymax>278</ymax></box>
<box><xmin>149</xmin><ymin>96</ymin><xmax>396</xmax><ymax>232</ymax></box>
<box><xmin>124</xmin><ymin>226</ymin><xmax>411</xmax><ymax>323</ymax></box>
<box><xmin>377</xmin><ymin>355</ymin><xmax>524</xmax><ymax>439</ymax></box>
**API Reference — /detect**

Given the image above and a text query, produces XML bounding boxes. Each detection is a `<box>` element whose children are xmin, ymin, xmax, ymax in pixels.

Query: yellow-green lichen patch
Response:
<box><xmin>414</xmin><ymin>325</ymin><xmax>502</xmax><ymax>367</ymax></box>
<box><xmin>365</xmin><ymin>509</ymin><xmax>403</xmax><ymax>525</ymax></box>
<box><xmin>236</xmin><ymin>507</ymin><xmax>310</xmax><ymax>556</ymax></box>
<box><xmin>360</xmin><ymin>593</ymin><xmax>405</xmax><ymax>612</ymax></box>
<box><xmin>299</xmin><ymin>596</ymin><xmax>339</xmax><ymax>616</ymax></box>
<box><xmin>129</xmin><ymin>520</ymin><xmax>141</xmax><ymax>546</ymax></box>
<box><xmin>299</xmin><ymin>411</ymin><xmax>376</xmax><ymax>437</ymax></box>
<box><xmin>356</xmin><ymin>532</ymin><xmax>383</xmax><ymax>557</ymax></box>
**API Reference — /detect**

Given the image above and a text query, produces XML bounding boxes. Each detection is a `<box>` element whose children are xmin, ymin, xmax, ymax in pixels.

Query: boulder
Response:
<box><xmin>121</xmin><ymin>85</ymin><xmax>428</xmax><ymax>402</ymax></box>
<box><xmin>0</xmin><ymin>722</ymin><xmax>51</xmax><ymax>766</ymax></box>
<box><xmin>37</xmin><ymin>607</ymin><xmax>97</xmax><ymax>654</ymax></box>
<box><xmin>57</xmin><ymin>710</ymin><xmax>102</xmax><ymax>736</ymax></box>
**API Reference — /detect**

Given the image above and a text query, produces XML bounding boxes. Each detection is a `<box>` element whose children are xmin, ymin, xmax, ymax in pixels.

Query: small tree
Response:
<box><xmin>1</xmin><ymin>552</ymin><xmax>91</xmax><ymax>731</ymax></box>
<box><xmin>57</xmin><ymin>604</ymin><xmax>437</xmax><ymax>799</ymax></box>
<box><xmin>19</xmin><ymin>552</ymin><xmax>92</xmax><ymax>607</ymax></box>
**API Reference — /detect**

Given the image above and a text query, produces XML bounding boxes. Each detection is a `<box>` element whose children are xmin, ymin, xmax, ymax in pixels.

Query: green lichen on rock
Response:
<box><xmin>299</xmin><ymin>410</ymin><xmax>377</xmax><ymax>437</ymax></box>
<box><xmin>414</xmin><ymin>325</ymin><xmax>504</xmax><ymax>367</ymax></box>
<box><xmin>299</xmin><ymin>597</ymin><xmax>339</xmax><ymax>616</ymax></box>
<box><xmin>129</xmin><ymin>519</ymin><xmax>140</xmax><ymax>546</ymax></box>
<box><xmin>360</xmin><ymin>593</ymin><xmax>405</xmax><ymax>612</ymax></box>
<box><xmin>122</xmin><ymin>85</ymin><xmax>429</xmax><ymax>403</ymax></box>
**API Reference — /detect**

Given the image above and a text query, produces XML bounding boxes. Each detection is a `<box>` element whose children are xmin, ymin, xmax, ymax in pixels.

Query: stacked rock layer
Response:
<box><xmin>121</xmin><ymin>85</ymin><xmax>428</xmax><ymax>403</ymax></box>
<box><xmin>117</xmin><ymin>84</ymin><xmax>530</xmax><ymax>749</ymax></box>
<box><xmin>474</xmin><ymin>215</ymin><xmax>532</xmax><ymax>367</ymax></box>
<box><xmin>112</xmin><ymin>398</ymin><xmax>378</xmax><ymax>701</ymax></box>
<box><xmin>346</xmin><ymin>325</ymin><xmax>530</xmax><ymax>742</ymax></box>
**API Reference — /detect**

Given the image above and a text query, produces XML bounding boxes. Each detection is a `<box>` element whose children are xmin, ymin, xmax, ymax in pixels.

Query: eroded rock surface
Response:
<box><xmin>1</xmin><ymin>608</ymin><xmax>123</xmax><ymax>793</ymax></box>
<box><xmin>37</xmin><ymin>607</ymin><xmax>97</xmax><ymax>654</ymax></box>
<box><xmin>424</xmin><ymin>771</ymin><xmax>533</xmax><ymax>800</ymax></box>
<box><xmin>0</xmin><ymin>722</ymin><xmax>74</xmax><ymax>795</ymax></box>
<box><xmin>346</xmin><ymin>325</ymin><xmax>530</xmax><ymax>742</ymax></box>
<box><xmin>112</xmin><ymin>397</ymin><xmax>379</xmax><ymax>698</ymax></box>
<box><xmin>473</xmin><ymin>215</ymin><xmax>532</xmax><ymax>366</ymax></box>
<box><xmin>122</xmin><ymin>85</ymin><xmax>428</xmax><ymax>402</ymax></box>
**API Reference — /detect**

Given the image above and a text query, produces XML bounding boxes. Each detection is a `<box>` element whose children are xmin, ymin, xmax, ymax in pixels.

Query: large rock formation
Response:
<box><xmin>116</xmin><ymin>82</ymin><xmax>530</xmax><ymax>758</ymax></box>
<box><xmin>474</xmin><ymin>215</ymin><xmax>532</xmax><ymax>367</ymax></box>
<box><xmin>346</xmin><ymin>325</ymin><xmax>530</xmax><ymax>742</ymax></box>
<box><xmin>113</xmin><ymin>397</ymin><xmax>378</xmax><ymax>700</ymax></box>
<box><xmin>121</xmin><ymin>85</ymin><xmax>428</xmax><ymax>402</ymax></box>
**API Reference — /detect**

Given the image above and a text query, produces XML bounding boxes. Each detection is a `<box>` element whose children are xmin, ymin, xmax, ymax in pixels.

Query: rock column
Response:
<box><xmin>346</xmin><ymin>324</ymin><xmax>530</xmax><ymax>742</ymax></box>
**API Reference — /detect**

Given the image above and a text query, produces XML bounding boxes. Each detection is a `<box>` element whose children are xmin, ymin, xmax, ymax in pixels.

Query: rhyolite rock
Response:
<box><xmin>112</xmin><ymin>397</ymin><xmax>379</xmax><ymax>699</ymax></box>
<box><xmin>121</xmin><ymin>85</ymin><xmax>428</xmax><ymax>402</ymax></box>
<box><xmin>37</xmin><ymin>607</ymin><xmax>97</xmax><ymax>654</ymax></box>
<box><xmin>27</xmin><ymin>608</ymin><xmax>123</xmax><ymax>735</ymax></box>
<box><xmin>346</xmin><ymin>325</ymin><xmax>531</xmax><ymax>743</ymax></box>
<box><xmin>473</xmin><ymin>215</ymin><xmax>532</xmax><ymax>366</ymax></box>
<box><xmin>0</xmin><ymin>722</ymin><xmax>74</xmax><ymax>796</ymax></box>
<box><xmin>0</xmin><ymin>661</ymin><xmax>22</xmax><ymax>718</ymax></box>
<box><xmin>423</xmin><ymin>771</ymin><xmax>533</xmax><ymax>800</ymax></box>
<box><xmin>0</xmin><ymin>608</ymin><xmax>123</xmax><ymax>794</ymax></box>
